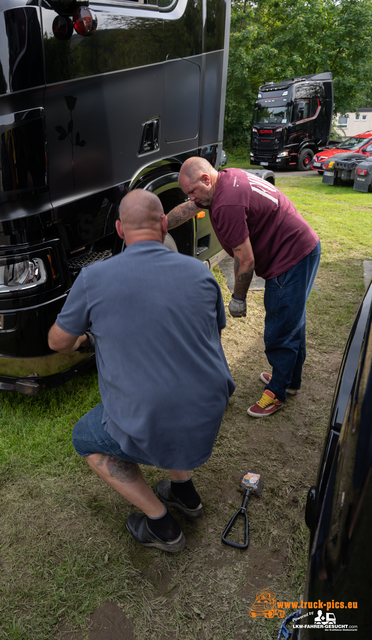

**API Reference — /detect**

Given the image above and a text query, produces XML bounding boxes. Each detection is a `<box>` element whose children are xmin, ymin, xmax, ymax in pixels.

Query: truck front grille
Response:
<box><xmin>68</xmin><ymin>249</ymin><xmax>113</xmax><ymax>276</ymax></box>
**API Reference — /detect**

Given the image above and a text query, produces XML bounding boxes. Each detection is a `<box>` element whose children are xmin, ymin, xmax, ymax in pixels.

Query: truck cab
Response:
<box><xmin>250</xmin><ymin>72</ymin><xmax>333</xmax><ymax>171</ymax></box>
<box><xmin>0</xmin><ymin>0</ymin><xmax>230</xmax><ymax>393</ymax></box>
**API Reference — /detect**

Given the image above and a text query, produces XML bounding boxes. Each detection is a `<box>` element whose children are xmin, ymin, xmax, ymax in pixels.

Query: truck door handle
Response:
<box><xmin>139</xmin><ymin>118</ymin><xmax>160</xmax><ymax>154</ymax></box>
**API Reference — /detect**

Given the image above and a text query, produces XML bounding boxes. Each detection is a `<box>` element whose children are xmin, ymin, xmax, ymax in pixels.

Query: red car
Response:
<box><xmin>311</xmin><ymin>132</ymin><xmax>372</xmax><ymax>173</ymax></box>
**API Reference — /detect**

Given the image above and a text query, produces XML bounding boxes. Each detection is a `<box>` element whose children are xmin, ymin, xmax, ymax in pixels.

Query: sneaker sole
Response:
<box><xmin>125</xmin><ymin>522</ymin><xmax>186</xmax><ymax>553</ymax></box>
<box><xmin>155</xmin><ymin>481</ymin><xmax>203</xmax><ymax>520</ymax></box>
<box><xmin>159</xmin><ymin>497</ymin><xmax>203</xmax><ymax>520</ymax></box>
<box><xmin>247</xmin><ymin>404</ymin><xmax>283</xmax><ymax>417</ymax></box>
<box><xmin>259</xmin><ymin>373</ymin><xmax>297</xmax><ymax>396</ymax></box>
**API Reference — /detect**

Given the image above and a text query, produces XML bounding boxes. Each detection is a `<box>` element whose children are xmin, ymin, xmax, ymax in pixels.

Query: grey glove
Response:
<box><xmin>228</xmin><ymin>296</ymin><xmax>246</xmax><ymax>318</ymax></box>
<box><xmin>78</xmin><ymin>329</ymin><xmax>95</xmax><ymax>353</ymax></box>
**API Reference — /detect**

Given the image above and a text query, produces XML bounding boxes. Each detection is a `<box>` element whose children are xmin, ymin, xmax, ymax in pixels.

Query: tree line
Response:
<box><xmin>224</xmin><ymin>0</ymin><xmax>372</xmax><ymax>149</ymax></box>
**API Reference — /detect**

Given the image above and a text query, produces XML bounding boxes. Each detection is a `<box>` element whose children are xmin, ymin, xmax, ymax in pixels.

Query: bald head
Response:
<box><xmin>179</xmin><ymin>157</ymin><xmax>216</xmax><ymax>184</ymax></box>
<box><xmin>116</xmin><ymin>190</ymin><xmax>167</xmax><ymax>245</ymax></box>
<box><xmin>179</xmin><ymin>157</ymin><xmax>219</xmax><ymax>207</ymax></box>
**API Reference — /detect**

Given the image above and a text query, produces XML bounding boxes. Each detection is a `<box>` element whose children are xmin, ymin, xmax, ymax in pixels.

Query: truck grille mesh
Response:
<box><xmin>68</xmin><ymin>249</ymin><xmax>112</xmax><ymax>271</ymax></box>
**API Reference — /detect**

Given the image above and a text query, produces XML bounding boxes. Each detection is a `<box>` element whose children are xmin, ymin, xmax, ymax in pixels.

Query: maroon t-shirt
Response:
<box><xmin>203</xmin><ymin>169</ymin><xmax>319</xmax><ymax>280</ymax></box>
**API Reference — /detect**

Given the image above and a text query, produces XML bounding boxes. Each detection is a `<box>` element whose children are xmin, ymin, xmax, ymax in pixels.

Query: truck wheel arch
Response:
<box><xmin>130</xmin><ymin>169</ymin><xmax>190</xmax><ymax>253</ymax></box>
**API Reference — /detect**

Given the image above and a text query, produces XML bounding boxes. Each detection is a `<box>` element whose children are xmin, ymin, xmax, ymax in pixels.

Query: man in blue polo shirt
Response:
<box><xmin>48</xmin><ymin>189</ymin><xmax>235</xmax><ymax>553</ymax></box>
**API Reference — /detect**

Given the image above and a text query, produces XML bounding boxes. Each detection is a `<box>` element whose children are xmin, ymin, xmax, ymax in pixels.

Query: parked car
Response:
<box><xmin>290</xmin><ymin>279</ymin><xmax>372</xmax><ymax>638</ymax></box>
<box><xmin>220</xmin><ymin>149</ymin><xmax>228</xmax><ymax>167</ymax></box>
<box><xmin>311</xmin><ymin>131</ymin><xmax>372</xmax><ymax>173</ymax></box>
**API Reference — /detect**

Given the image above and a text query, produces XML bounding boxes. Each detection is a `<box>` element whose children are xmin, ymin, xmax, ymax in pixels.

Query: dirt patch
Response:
<box><xmin>58</xmin><ymin>602</ymin><xmax>135</xmax><ymax>640</ymax></box>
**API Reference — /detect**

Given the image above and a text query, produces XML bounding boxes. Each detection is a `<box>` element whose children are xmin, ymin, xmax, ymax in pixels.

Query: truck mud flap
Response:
<box><xmin>322</xmin><ymin>170</ymin><xmax>336</xmax><ymax>185</ymax></box>
<box><xmin>353</xmin><ymin>175</ymin><xmax>372</xmax><ymax>193</ymax></box>
<box><xmin>353</xmin><ymin>161</ymin><xmax>372</xmax><ymax>192</ymax></box>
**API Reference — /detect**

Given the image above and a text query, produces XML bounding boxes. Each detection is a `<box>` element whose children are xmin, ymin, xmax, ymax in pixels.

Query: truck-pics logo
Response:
<box><xmin>249</xmin><ymin>591</ymin><xmax>358</xmax><ymax>631</ymax></box>
<box><xmin>249</xmin><ymin>590</ymin><xmax>285</xmax><ymax>619</ymax></box>
<box><xmin>249</xmin><ymin>589</ymin><xmax>358</xmax><ymax>632</ymax></box>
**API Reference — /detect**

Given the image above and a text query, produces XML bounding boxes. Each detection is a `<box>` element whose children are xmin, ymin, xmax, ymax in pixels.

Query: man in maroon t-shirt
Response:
<box><xmin>167</xmin><ymin>157</ymin><xmax>321</xmax><ymax>418</ymax></box>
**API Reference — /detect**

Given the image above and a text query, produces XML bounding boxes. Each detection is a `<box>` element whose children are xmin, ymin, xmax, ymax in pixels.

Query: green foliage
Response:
<box><xmin>224</xmin><ymin>0</ymin><xmax>372</xmax><ymax>148</ymax></box>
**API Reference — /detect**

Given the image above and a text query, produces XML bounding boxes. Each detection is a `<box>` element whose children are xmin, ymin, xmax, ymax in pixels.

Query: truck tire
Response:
<box><xmin>164</xmin><ymin>233</ymin><xmax>178</xmax><ymax>252</ymax></box>
<box><xmin>244</xmin><ymin>169</ymin><xmax>275</xmax><ymax>185</ymax></box>
<box><xmin>298</xmin><ymin>148</ymin><xmax>314</xmax><ymax>171</ymax></box>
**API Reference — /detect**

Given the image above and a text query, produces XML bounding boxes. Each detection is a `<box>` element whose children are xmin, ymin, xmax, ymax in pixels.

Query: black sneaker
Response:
<box><xmin>125</xmin><ymin>513</ymin><xmax>186</xmax><ymax>553</ymax></box>
<box><xmin>155</xmin><ymin>480</ymin><xmax>203</xmax><ymax>520</ymax></box>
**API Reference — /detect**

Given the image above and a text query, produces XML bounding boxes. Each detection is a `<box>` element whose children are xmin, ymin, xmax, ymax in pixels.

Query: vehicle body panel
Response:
<box><xmin>0</xmin><ymin>0</ymin><xmax>231</xmax><ymax>393</ymax></box>
<box><xmin>294</xmin><ymin>280</ymin><xmax>372</xmax><ymax>638</ymax></box>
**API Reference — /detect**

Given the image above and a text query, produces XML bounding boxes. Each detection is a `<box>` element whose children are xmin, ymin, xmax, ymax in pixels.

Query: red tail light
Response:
<box><xmin>356</xmin><ymin>168</ymin><xmax>368</xmax><ymax>176</ymax></box>
<box><xmin>73</xmin><ymin>7</ymin><xmax>97</xmax><ymax>35</ymax></box>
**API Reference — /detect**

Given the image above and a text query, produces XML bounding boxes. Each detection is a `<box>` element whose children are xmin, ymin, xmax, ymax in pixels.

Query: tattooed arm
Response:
<box><xmin>232</xmin><ymin>236</ymin><xmax>255</xmax><ymax>300</ymax></box>
<box><xmin>166</xmin><ymin>200</ymin><xmax>201</xmax><ymax>230</ymax></box>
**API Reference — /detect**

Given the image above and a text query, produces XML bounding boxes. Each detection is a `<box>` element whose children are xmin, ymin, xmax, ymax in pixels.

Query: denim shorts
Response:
<box><xmin>72</xmin><ymin>403</ymin><xmax>153</xmax><ymax>466</ymax></box>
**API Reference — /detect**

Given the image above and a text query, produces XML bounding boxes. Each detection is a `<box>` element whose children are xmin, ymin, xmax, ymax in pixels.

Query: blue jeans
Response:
<box><xmin>263</xmin><ymin>241</ymin><xmax>321</xmax><ymax>402</ymax></box>
<box><xmin>72</xmin><ymin>403</ymin><xmax>153</xmax><ymax>466</ymax></box>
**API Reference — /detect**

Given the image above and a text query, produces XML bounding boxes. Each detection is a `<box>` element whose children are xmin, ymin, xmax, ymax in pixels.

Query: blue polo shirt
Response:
<box><xmin>56</xmin><ymin>242</ymin><xmax>235</xmax><ymax>469</ymax></box>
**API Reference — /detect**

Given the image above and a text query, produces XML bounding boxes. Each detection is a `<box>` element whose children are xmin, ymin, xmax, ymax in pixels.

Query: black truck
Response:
<box><xmin>250</xmin><ymin>72</ymin><xmax>334</xmax><ymax>171</ymax></box>
<box><xmin>0</xmin><ymin>0</ymin><xmax>233</xmax><ymax>394</ymax></box>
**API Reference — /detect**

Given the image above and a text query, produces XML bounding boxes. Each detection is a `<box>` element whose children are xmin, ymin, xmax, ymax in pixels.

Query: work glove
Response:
<box><xmin>228</xmin><ymin>296</ymin><xmax>246</xmax><ymax>318</ymax></box>
<box><xmin>78</xmin><ymin>329</ymin><xmax>95</xmax><ymax>353</ymax></box>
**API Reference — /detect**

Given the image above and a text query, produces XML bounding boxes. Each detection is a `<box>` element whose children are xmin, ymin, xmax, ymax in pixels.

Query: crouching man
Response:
<box><xmin>48</xmin><ymin>190</ymin><xmax>235</xmax><ymax>553</ymax></box>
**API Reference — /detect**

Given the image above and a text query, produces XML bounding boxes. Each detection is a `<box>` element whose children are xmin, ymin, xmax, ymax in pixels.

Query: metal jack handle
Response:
<box><xmin>221</xmin><ymin>487</ymin><xmax>251</xmax><ymax>549</ymax></box>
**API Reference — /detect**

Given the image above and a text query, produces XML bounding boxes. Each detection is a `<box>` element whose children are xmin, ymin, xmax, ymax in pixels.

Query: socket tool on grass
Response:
<box><xmin>221</xmin><ymin>471</ymin><xmax>263</xmax><ymax>550</ymax></box>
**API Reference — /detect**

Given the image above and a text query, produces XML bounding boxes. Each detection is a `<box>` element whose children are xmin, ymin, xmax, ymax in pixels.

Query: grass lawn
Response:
<box><xmin>1</xmin><ymin>159</ymin><xmax>371</xmax><ymax>640</ymax></box>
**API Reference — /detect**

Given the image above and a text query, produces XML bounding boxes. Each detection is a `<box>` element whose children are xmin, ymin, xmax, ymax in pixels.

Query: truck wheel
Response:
<box><xmin>298</xmin><ymin>149</ymin><xmax>314</xmax><ymax>171</ymax></box>
<box><xmin>164</xmin><ymin>233</ymin><xmax>178</xmax><ymax>252</ymax></box>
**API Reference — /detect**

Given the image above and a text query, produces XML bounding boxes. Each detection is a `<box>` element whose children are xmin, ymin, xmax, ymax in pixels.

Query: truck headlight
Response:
<box><xmin>0</xmin><ymin>258</ymin><xmax>47</xmax><ymax>293</ymax></box>
<box><xmin>277</xmin><ymin>151</ymin><xmax>289</xmax><ymax>157</ymax></box>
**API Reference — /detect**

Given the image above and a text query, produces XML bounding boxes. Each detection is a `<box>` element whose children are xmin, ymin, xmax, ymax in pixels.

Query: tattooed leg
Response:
<box><xmin>85</xmin><ymin>454</ymin><xmax>165</xmax><ymax>517</ymax></box>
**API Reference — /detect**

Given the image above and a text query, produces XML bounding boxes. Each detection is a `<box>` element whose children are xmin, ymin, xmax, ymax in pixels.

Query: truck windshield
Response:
<box><xmin>254</xmin><ymin>104</ymin><xmax>291</xmax><ymax>125</ymax></box>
